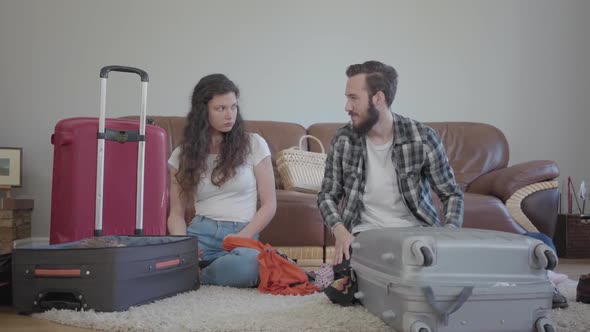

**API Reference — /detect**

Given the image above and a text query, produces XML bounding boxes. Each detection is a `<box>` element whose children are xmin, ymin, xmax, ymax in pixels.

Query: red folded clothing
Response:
<box><xmin>222</xmin><ymin>237</ymin><xmax>319</xmax><ymax>296</ymax></box>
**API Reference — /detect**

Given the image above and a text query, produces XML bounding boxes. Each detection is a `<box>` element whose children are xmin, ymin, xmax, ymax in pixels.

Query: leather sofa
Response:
<box><xmin>138</xmin><ymin>116</ymin><xmax>560</xmax><ymax>266</ymax></box>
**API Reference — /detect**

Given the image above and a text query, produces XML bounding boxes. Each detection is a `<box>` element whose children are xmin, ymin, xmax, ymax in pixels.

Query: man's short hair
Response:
<box><xmin>346</xmin><ymin>61</ymin><xmax>398</xmax><ymax>107</ymax></box>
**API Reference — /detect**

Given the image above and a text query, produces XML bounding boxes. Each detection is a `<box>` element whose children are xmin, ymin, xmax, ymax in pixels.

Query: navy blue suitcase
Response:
<box><xmin>11</xmin><ymin>66</ymin><xmax>199</xmax><ymax>313</ymax></box>
<box><xmin>12</xmin><ymin>235</ymin><xmax>198</xmax><ymax>313</ymax></box>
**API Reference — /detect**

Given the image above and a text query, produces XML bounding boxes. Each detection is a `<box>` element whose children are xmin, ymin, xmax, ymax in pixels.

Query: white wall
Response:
<box><xmin>1</xmin><ymin>0</ymin><xmax>588</xmax><ymax>236</ymax></box>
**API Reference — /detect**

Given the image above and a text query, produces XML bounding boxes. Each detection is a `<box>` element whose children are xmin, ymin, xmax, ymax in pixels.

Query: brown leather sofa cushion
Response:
<box><xmin>260</xmin><ymin>190</ymin><xmax>325</xmax><ymax>246</ymax></box>
<box><xmin>307</xmin><ymin>123</ymin><xmax>342</xmax><ymax>154</ymax></box>
<box><xmin>244</xmin><ymin>121</ymin><xmax>306</xmax><ymax>189</ymax></box>
<box><xmin>135</xmin><ymin>116</ymin><xmax>187</xmax><ymax>154</ymax></box>
<box><xmin>420</xmin><ymin>122</ymin><xmax>509</xmax><ymax>192</ymax></box>
<box><xmin>308</xmin><ymin>122</ymin><xmax>510</xmax><ymax>193</ymax></box>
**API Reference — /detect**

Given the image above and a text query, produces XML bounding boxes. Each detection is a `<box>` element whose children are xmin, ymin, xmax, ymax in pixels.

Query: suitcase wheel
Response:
<box><xmin>410</xmin><ymin>241</ymin><xmax>434</xmax><ymax>267</ymax></box>
<box><xmin>420</xmin><ymin>247</ymin><xmax>434</xmax><ymax>267</ymax></box>
<box><xmin>409</xmin><ymin>321</ymin><xmax>431</xmax><ymax>332</ymax></box>
<box><xmin>535</xmin><ymin>317</ymin><xmax>556</xmax><ymax>332</ymax></box>
<box><xmin>532</xmin><ymin>244</ymin><xmax>558</xmax><ymax>270</ymax></box>
<box><xmin>544</xmin><ymin>250</ymin><xmax>557</xmax><ymax>270</ymax></box>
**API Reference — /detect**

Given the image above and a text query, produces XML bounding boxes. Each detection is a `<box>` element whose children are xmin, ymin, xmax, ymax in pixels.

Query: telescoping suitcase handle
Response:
<box><xmin>100</xmin><ymin>65</ymin><xmax>149</xmax><ymax>82</ymax></box>
<box><xmin>95</xmin><ymin>65</ymin><xmax>149</xmax><ymax>236</ymax></box>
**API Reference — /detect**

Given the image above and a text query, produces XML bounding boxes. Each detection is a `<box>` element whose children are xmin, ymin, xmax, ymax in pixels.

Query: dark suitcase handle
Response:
<box><xmin>155</xmin><ymin>258</ymin><xmax>181</xmax><ymax>270</ymax></box>
<box><xmin>36</xmin><ymin>291</ymin><xmax>83</xmax><ymax>311</ymax></box>
<box><xmin>32</xmin><ymin>266</ymin><xmax>91</xmax><ymax>279</ymax></box>
<box><xmin>34</xmin><ymin>268</ymin><xmax>81</xmax><ymax>278</ymax></box>
<box><xmin>100</xmin><ymin>65</ymin><xmax>149</xmax><ymax>82</ymax></box>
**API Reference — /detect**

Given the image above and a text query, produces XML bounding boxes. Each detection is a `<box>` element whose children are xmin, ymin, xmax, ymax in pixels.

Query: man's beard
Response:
<box><xmin>352</xmin><ymin>100</ymin><xmax>379</xmax><ymax>135</ymax></box>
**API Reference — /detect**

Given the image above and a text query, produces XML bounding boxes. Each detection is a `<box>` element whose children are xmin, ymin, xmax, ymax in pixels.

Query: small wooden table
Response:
<box><xmin>0</xmin><ymin>198</ymin><xmax>33</xmax><ymax>254</ymax></box>
<box><xmin>554</xmin><ymin>213</ymin><xmax>590</xmax><ymax>258</ymax></box>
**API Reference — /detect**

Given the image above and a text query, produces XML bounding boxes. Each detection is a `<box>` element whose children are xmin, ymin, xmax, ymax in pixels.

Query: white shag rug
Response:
<box><xmin>34</xmin><ymin>282</ymin><xmax>588</xmax><ymax>332</ymax></box>
<box><xmin>553</xmin><ymin>280</ymin><xmax>590</xmax><ymax>332</ymax></box>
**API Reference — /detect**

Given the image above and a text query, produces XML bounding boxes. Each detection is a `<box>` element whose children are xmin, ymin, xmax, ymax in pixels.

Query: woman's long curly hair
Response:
<box><xmin>176</xmin><ymin>74</ymin><xmax>250</xmax><ymax>200</ymax></box>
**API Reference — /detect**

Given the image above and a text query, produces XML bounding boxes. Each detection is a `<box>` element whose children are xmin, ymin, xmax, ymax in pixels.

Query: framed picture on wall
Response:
<box><xmin>0</xmin><ymin>147</ymin><xmax>22</xmax><ymax>187</ymax></box>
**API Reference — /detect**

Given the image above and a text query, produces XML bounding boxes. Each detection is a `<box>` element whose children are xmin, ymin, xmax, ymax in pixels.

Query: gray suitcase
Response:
<box><xmin>350</xmin><ymin>227</ymin><xmax>557</xmax><ymax>332</ymax></box>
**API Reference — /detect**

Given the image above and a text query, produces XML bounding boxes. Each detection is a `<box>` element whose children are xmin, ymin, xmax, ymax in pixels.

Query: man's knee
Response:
<box><xmin>524</xmin><ymin>232</ymin><xmax>556</xmax><ymax>252</ymax></box>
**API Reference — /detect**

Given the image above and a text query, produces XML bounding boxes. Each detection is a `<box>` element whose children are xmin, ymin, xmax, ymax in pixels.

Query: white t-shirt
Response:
<box><xmin>353</xmin><ymin>138</ymin><xmax>421</xmax><ymax>234</ymax></box>
<box><xmin>168</xmin><ymin>133</ymin><xmax>271</xmax><ymax>223</ymax></box>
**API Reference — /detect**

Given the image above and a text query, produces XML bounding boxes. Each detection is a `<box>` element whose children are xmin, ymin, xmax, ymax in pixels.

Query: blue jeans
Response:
<box><xmin>187</xmin><ymin>215</ymin><xmax>260</xmax><ymax>288</ymax></box>
<box><xmin>523</xmin><ymin>232</ymin><xmax>556</xmax><ymax>252</ymax></box>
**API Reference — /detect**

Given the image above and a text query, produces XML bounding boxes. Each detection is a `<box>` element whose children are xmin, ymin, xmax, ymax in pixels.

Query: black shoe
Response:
<box><xmin>324</xmin><ymin>275</ymin><xmax>358</xmax><ymax>307</ymax></box>
<box><xmin>576</xmin><ymin>274</ymin><xmax>590</xmax><ymax>303</ymax></box>
<box><xmin>553</xmin><ymin>288</ymin><xmax>569</xmax><ymax>309</ymax></box>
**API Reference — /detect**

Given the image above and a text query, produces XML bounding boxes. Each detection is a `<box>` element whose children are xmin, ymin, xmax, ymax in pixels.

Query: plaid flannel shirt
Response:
<box><xmin>317</xmin><ymin>113</ymin><xmax>464</xmax><ymax>232</ymax></box>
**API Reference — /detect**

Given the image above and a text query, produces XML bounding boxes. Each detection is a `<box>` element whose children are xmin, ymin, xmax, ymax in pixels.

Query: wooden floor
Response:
<box><xmin>554</xmin><ymin>258</ymin><xmax>590</xmax><ymax>280</ymax></box>
<box><xmin>1</xmin><ymin>259</ymin><xmax>588</xmax><ymax>332</ymax></box>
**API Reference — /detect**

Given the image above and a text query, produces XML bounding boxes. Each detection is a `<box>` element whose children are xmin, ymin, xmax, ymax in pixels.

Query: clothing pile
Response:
<box><xmin>222</xmin><ymin>237</ymin><xmax>320</xmax><ymax>295</ymax></box>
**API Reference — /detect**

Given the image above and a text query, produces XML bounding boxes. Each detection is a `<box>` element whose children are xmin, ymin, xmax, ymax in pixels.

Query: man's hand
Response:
<box><xmin>332</xmin><ymin>224</ymin><xmax>355</xmax><ymax>265</ymax></box>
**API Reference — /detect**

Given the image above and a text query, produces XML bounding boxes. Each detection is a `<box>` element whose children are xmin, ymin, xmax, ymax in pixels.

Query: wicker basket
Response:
<box><xmin>276</xmin><ymin>135</ymin><xmax>326</xmax><ymax>194</ymax></box>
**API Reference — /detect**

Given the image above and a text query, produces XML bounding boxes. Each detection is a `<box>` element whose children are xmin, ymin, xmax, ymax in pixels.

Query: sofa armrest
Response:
<box><xmin>467</xmin><ymin>160</ymin><xmax>559</xmax><ymax>201</ymax></box>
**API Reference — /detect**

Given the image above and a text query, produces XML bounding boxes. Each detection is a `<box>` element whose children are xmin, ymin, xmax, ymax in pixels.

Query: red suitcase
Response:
<box><xmin>50</xmin><ymin>66</ymin><xmax>168</xmax><ymax>244</ymax></box>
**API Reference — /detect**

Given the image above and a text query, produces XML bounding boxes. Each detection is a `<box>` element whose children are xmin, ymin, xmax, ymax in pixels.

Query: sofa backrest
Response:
<box><xmin>307</xmin><ymin>122</ymin><xmax>509</xmax><ymax>191</ymax></box>
<box><xmin>134</xmin><ymin>116</ymin><xmax>307</xmax><ymax>189</ymax></box>
<box><xmin>243</xmin><ymin>121</ymin><xmax>307</xmax><ymax>189</ymax></box>
<box><xmin>427</xmin><ymin>122</ymin><xmax>509</xmax><ymax>190</ymax></box>
<box><xmin>131</xmin><ymin>116</ymin><xmax>509</xmax><ymax>191</ymax></box>
<box><xmin>131</xmin><ymin>116</ymin><xmax>187</xmax><ymax>153</ymax></box>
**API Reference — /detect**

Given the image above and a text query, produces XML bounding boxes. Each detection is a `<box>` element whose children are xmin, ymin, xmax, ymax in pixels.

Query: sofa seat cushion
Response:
<box><xmin>259</xmin><ymin>190</ymin><xmax>325</xmax><ymax>246</ymax></box>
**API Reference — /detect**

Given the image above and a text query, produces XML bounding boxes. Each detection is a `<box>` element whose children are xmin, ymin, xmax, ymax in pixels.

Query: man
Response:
<box><xmin>316</xmin><ymin>60</ymin><xmax>463</xmax><ymax>304</ymax></box>
<box><xmin>317</xmin><ymin>60</ymin><xmax>567</xmax><ymax>309</ymax></box>
<box><xmin>318</xmin><ymin>60</ymin><xmax>463</xmax><ymax>262</ymax></box>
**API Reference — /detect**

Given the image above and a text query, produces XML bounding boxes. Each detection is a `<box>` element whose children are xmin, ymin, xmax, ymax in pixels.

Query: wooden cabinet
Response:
<box><xmin>554</xmin><ymin>214</ymin><xmax>590</xmax><ymax>258</ymax></box>
<box><xmin>0</xmin><ymin>198</ymin><xmax>33</xmax><ymax>254</ymax></box>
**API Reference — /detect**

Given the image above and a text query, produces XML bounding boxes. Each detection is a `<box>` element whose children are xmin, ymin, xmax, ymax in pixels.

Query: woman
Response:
<box><xmin>167</xmin><ymin>74</ymin><xmax>276</xmax><ymax>287</ymax></box>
